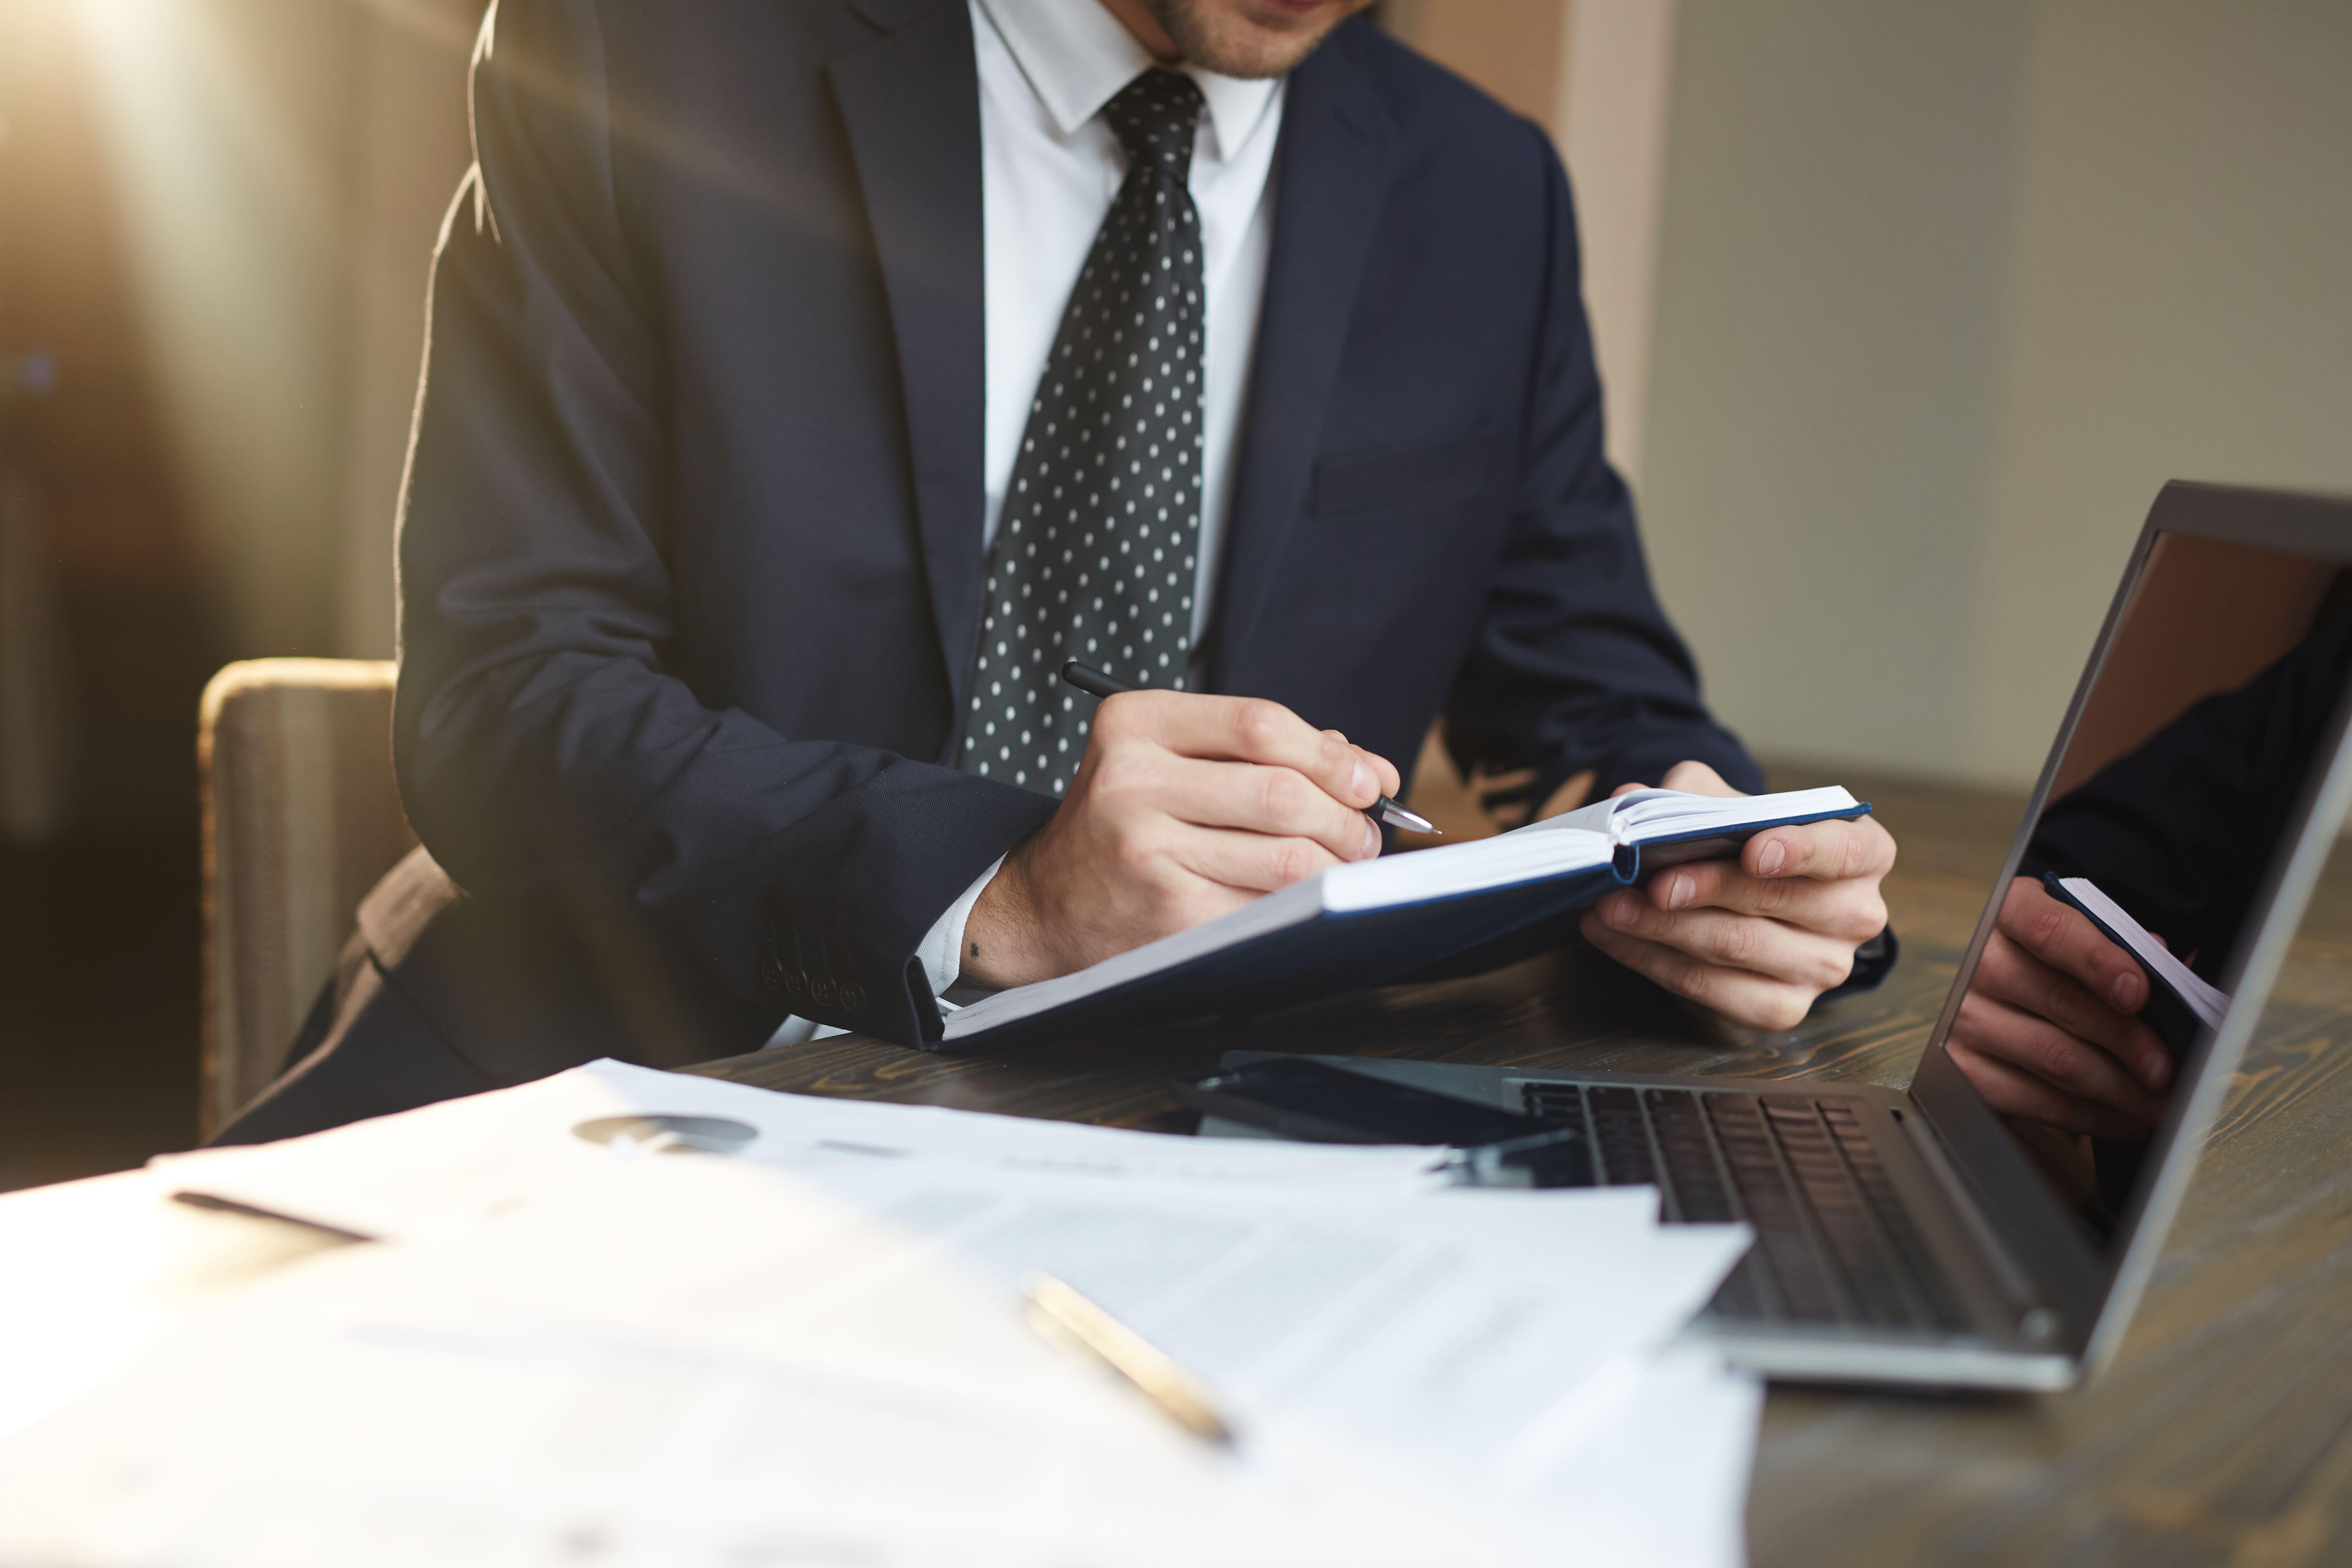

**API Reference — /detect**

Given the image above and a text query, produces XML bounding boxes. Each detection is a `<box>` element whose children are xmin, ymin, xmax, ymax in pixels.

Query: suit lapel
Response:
<box><xmin>1207</xmin><ymin>31</ymin><xmax>1393</xmax><ymax>691</ymax></box>
<box><xmin>828</xmin><ymin>0</ymin><xmax>987</xmax><ymax>718</ymax></box>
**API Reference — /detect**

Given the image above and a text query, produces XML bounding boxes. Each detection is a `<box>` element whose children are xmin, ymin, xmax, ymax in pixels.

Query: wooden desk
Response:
<box><xmin>690</xmin><ymin>771</ymin><xmax>2352</xmax><ymax>1567</ymax></box>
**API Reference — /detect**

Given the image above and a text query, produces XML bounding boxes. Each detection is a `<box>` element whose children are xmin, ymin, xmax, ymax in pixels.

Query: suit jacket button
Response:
<box><xmin>840</xmin><ymin>982</ymin><xmax>868</xmax><ymax>1013</ymax></box>
<box><xmin>811</xmin><ymin>974</ymin><xmax>838</xmax><ymax>1008</ymax></box>
<box><xmin>759</xmin><ymin>956</ymin><xmax>786</xmax><ymax>993</ymax></box>
<box><xmin>786</xmin><ymin>969</ymin><xmax>810</xmax><ymax>1000</ymax></box>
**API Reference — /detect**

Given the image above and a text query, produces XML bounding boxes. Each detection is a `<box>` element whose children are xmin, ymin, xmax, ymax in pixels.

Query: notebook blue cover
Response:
<box><xmin>937</xmin><ymin>800</ymin><xmax>1872</xmax><ymax>1049</ymax></box>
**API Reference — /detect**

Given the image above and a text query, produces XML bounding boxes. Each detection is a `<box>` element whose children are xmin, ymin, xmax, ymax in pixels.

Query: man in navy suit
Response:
<box><xmin>218</xmin><ymin>0</ymin><xmax>1895</xmax><ymax>1143</ymax></box>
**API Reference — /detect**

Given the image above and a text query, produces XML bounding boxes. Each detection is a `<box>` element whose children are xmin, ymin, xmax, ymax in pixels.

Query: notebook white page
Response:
<box><xmin>1535</xmin><ymin>785</ymin><xmax>1861</xmax><ymax>842</ymax></box>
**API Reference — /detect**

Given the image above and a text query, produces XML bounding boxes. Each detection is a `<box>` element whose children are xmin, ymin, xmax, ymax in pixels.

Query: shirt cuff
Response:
<box><xmin>916</xmin><ymin>854</ymin><xmax>1004</xmax><ymax>999</ymax></box>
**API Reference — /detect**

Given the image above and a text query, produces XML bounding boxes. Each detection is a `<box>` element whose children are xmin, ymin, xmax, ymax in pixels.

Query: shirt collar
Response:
<box><xmin>975</xmin><ymin>0</ymin><xmax>1281</xmax><ymax>161</ymax></box>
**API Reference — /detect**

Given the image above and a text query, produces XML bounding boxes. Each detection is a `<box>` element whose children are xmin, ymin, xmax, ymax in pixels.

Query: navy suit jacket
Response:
<box><xmin>218</xmin><ymin>0</ymin><xmax>1757</xmax><ymax>1143</ymax></box>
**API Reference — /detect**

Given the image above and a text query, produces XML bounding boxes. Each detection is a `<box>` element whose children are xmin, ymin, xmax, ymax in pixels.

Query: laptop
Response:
<box><xmin>1222</xmin><ymin>481</ymin><xmax>2352</xmax><ymax>1390</ymax></box>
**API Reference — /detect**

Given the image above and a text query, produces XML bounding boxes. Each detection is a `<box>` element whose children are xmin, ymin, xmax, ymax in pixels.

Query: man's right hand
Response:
<box><xmin>1946</xmin><ymin>876</ymin><xmax>2174</xmax><ymax>1139</ymax></box>
<box><xmin>961</xmin><ymin>691</ymin><xmax>1401</xmax><ymax>989</ymax></box>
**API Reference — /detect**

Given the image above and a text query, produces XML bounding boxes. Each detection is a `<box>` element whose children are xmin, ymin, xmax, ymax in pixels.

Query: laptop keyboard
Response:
<box><xmin>1520</xmin><ymin>1084</ymin><xmax>1967</xmax><ymax>1333</ymax></box>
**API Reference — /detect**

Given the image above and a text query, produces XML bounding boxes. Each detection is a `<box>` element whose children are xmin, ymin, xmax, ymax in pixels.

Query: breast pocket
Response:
<box><xmin>1287</xmin><ymin>434</ymin><xmax>1513</xmax><ymax>639</ymax></box>
<box><xmin>1309</xmin><ymin>433</ymin><xmax>1510</xmax><ymax>519</ymax></box>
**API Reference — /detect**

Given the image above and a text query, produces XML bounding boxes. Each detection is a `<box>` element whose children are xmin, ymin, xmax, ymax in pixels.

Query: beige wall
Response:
<box><xmin>1553</xmin><ymin>0</ymin><xmax>1677</xmax><ymax>481</ymax></box>
<box><xmin>1960</xmin><ymin>0</ymin><xmax>2352</xmax><ymax>784</ymax></box>
<box><xmin>1386</xmin><ymin>0</ymin><xmax>1567</xmax><ymax>123</ymax></box>
<box><xmin>1636</xmin><ymin>0</ymin><xmax>2352</xmax><ymax>788</ymax></box>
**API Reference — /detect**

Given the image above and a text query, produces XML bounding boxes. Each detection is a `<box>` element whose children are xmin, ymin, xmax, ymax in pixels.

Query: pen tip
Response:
<box><xmin>1381</xmin><ymin>806</ymin><xmax>1438</xmax><ymax>835</ymax></box>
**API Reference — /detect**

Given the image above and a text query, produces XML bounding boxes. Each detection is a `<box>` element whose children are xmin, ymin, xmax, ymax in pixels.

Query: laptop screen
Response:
<box><xmin>1931</xmin><ymin>523</ymin><xmax>2352</xmax><ymax>1252</ymax></box>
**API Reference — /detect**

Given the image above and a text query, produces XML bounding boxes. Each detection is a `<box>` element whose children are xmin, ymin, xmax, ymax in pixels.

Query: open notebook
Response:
<box><xmin>939</xmin><ymin>786</ymin><xmax>1869</xmax><ymax>1048</ymax></box>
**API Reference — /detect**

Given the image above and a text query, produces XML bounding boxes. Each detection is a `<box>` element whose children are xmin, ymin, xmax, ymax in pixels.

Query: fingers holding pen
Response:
<box><xmin>1091</xmin><ymin>691</ymin><xmax>1399</xmax><ymax>811</ymax></box>
<box><xmin>1086</xmin><ymin>748</ymin><xmax>1381</xmax><ymax>864</ymax></box>
<box><xmin>969</xmin><ymin>688</ymin><xmax>1407</xmax><ymax>988</ymax></box>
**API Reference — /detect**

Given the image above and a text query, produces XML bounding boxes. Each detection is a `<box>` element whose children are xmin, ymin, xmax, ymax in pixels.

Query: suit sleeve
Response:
<box><xmin>392</xmin><ymin>0</ymin><xmax>1053</xmax><ymax>1049</ymax></box>
<box><xmin>1441</xmin><ymin>121</ymin><xmax>1760</xmax><ymax>813</ymax></box>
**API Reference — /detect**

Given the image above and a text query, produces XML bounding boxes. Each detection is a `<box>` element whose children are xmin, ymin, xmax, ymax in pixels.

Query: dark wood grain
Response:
<box><xmin>686</xmin><ymin>772</ymin><xmax>2352</xmax><ymax>1566</ymax></box>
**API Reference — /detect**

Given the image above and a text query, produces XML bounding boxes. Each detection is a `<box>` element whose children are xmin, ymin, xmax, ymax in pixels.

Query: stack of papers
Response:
<box><xmin>0</xmin><ymin>1063</ymin><xmax>1764</xmax><ymax>1567</ymax></box>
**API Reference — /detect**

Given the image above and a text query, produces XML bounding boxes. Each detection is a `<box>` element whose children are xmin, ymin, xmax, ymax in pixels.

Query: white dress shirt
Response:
<box><xmin>765</xmin><ymin>0</ymin><xmax>1285</xmax><ymax>1048</ymax></box>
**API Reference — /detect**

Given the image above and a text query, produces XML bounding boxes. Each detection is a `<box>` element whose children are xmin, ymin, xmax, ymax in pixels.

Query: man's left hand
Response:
<box><xmin>1576</xmin><ymin>761</ymin><xmax>1895</xmax><ymax>1031</ymax></box>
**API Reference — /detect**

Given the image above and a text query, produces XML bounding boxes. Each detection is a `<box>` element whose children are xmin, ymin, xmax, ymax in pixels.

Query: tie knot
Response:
<box><xmin>1104</xmin><ymin>69</ymin><xmax>1203</xmax><ymax>180</ymax></box>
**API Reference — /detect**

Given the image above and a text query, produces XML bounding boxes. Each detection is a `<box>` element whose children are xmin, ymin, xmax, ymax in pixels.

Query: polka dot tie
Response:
<box><xmin>960</xmin><ymin>69</ymin><xmax>1207</xmax><ymax>797</ymax></box>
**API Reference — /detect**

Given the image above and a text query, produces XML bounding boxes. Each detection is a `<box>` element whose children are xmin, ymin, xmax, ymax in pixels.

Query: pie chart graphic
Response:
<box><xmin>570</xmin><ymin>1114</ymin><xmax>760</xmax><ymax>1154</ymax></box>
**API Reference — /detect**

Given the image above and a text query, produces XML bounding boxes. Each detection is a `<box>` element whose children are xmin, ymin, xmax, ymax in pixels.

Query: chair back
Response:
<box><xmin>198</xmin><ymin>659</ymin><xmax>417</xmax><ymax>1136</ymax></box>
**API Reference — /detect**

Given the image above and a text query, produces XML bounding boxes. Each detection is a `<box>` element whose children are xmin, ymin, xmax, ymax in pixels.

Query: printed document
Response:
<box><xmin>1</xmin><ymin>1152</ymin><xmax>1752</xmax><ymax>1568</ymax></box>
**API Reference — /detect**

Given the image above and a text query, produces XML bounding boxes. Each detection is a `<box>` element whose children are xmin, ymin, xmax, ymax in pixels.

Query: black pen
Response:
<box><xmin>1058</xmin><ymin>661</ymin><xmax>1438</xmax><ymax>836</ymax></box>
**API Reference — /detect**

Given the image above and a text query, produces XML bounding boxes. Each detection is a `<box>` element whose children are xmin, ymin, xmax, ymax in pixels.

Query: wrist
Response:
<box><xmin>962</xmin><ymin>842</ymin><xmax>1057</xmax><ymax>989</ymax></box>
